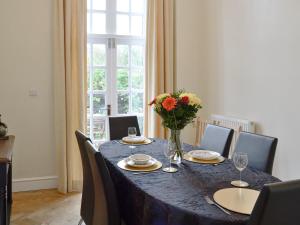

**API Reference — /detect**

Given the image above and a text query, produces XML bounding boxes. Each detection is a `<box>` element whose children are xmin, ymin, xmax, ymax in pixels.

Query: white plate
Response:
<box><xmin>122</xmin><ymin>136</ymin><xmax>146</xmax><ymax>144</ymax></box>
<box><xmin>189</xmin><ymin>150</ymin><xmax>221</xmax><ymax>160</ymax></box>
<box><xmin>125</xmin><ymin>157</ymin><xmax>157</xmax><ymax>168</ymax></box>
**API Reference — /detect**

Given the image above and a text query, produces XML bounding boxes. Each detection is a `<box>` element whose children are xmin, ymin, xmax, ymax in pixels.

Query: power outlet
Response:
<box><xmin>29</xmin><ymin>89</ymin><xmax>38</xmax><ymax>96</ymax></box>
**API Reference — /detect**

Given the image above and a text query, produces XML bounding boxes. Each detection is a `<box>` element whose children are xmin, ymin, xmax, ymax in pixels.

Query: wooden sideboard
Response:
<box><xmin>0</xmin><ymin>136</ymin><xmax>14</xmax><ymax>225</ymax></box>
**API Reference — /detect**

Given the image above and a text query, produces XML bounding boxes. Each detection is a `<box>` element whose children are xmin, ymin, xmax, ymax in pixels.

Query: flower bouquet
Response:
<box><xmin>149</xmin><ymin>90</ymin><xmax>202</xmax><ymax>163</ymax></box>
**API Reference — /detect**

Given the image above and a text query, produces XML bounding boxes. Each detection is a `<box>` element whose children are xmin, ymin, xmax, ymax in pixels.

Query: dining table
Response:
<box><xmin>99</xmin><ymin>138</ymin><xmax>280</xmax><ymax>225</ymax></box>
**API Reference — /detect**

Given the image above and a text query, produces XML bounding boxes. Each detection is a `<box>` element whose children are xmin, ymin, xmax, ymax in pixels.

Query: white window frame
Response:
<box><xmin>87</xmin><ymin>0</ymin><xmax>146</xmax><ymax>144</ymax></box>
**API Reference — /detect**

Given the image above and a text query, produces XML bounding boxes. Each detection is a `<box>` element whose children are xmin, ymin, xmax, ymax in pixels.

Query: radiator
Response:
<box><xmin>194</xmin><ymin>115</ymin><xmax>255</xmax><ymax>158</ymax></box>
<box><xmin>211</xmin><ymin>114</ymin><xmax>255</xmax><ymax>157</ymax></box>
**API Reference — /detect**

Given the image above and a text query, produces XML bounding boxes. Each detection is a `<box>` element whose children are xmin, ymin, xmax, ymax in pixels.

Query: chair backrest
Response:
<box><xmin>109</xmin><ymin>115</ymin><xmax>141</xmax><ymax>140</ymax></box>
<box><xmin>85</xmin><ymin>140</ymin><xmax>121</xmax><ymax>225</ymax></box>
<box><xmin>234</xmin><ymin>132</ymin><xmax>278</xmax><ymax>174</ymax></box>
<box><xmin>199</xmin><ymin>124</ymin><xmax>234</xmax><ymax>158</ymax></box>
<box><xmin>248</xmin><ymin>180</ymin><xmax>300</xmax><ymax>225</ymax></box>
<box><xmin>75</xmin><ymin>130</ymin><xmax>93</xmax><ymax>225</ymax></box>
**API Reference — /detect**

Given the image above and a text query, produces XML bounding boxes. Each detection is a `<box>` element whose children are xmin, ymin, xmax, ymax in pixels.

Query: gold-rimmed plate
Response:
<box><xmin>117</xmin><ymin>158</ymin><xmax>162</xmax><ymax>172</ymax></box>
<box><xmin>213</xmin><ymin>188</ymin><xmax>260</xmax><ymax>215</ymax></box>
<box><xmin>183</xmin><ymin>152</ymin><xmax>225</xmax><ymax>164</ymax></box>
<box><xmin>119</xmin><ymin>138</ymin><xmax>153</xmax><ymax>145</ymax></box>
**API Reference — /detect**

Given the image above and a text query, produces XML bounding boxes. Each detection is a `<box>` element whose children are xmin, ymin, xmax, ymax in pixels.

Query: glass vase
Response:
<box><xmin>168</xmin><ymin>129</ymin><xmax>183</xmax><ymax>165</ymax></box>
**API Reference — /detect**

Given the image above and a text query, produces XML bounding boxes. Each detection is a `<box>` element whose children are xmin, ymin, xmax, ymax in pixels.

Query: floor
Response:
<box><xmin>11</xmin><ymin>189</ymin><xmax>83</xmax><ymax>225</ymax></box>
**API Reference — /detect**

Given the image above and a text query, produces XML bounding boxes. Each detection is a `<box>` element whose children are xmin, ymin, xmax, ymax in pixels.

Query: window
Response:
<box><xmin>87</xmin><ymin>0</ymin><xmax>146</xmax><ymax>145</ymax></box>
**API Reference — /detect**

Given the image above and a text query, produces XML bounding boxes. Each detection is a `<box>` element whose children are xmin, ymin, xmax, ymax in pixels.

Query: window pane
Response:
<box><xmin>92</xmin><ymin>13</ymin><xmax>106</xmax><ymax>34</ymax></box>
<box><xmin>117</xmin><ymin>45</ymin><xmax>129</xmax><ymax>66</ymax></box>
<box><xmin>87</xmin><ymin>0</ymin><xmax>91</xmax><ymax>9</ymax></box>
<box><xmin>137</xmin><ymin>116</ymin><xmax>144</xmax><ymax>134</ymax></box>
<box><xmin>131</xmin><ymin>0</ymin><xmax>144</xmax><ymax>13</ymax></box>
<box><xmin>131</xmin><ymin>45</ymin><xmax>144</xmax><ymax>67</ymax></box>
<box><xmin>117</xmin><ymin>69</ymin><xmax>129</xmax><ymax>90</ymax></box>
<box><xmin>131</xmin><ymin>69</ymin><xmax>143</xmax><ymax>89</ymax></box>
<box><xmin>93</xmin><ymin>117</ymin><xmax>106</xmax><ymax>140</ymax></box>
<box><xmin>93</xmin><ymin>44</ymin><xmax>106</xmax><ymax>66</ymax></box>
<box><xmin>87</xmin><ymin>68</ymin><xmax>91</xmax><ymax>90</ymax></box>
<box><xmin>87</xmin><ymin>44</ymin><xmax>91</xmax><ymax>66</ymax></box>
<box><xmin>87</xmin><ymin>13</ymin><xmax>91</xmax><ymax>33</ymax></box>
<box><xmin>131</xmin><ymin>16</ymin><xmax>143</xmax><ymax>36</ymax></box>
<box><xmin>93</xmin><ymin>68</ymin><xmax>106</xmax><ymax>90</ymax></box>
<box><xmin>93</xmin><ymin>0</ymin><xmax>106</xmax><ymax>10</ymax></box>
<box><xmin>118</xmin><ymin>93</ymin><xmax>129</xmax><ymax>114</ymax></box>
<box><xmin>117</xmin><ymin>14</ymin><xmax>129</xmax><ymax>35</ymax></box>
<box><xmin>117</xmin><ymin>0</ymin><xmax>129</xmax><ymax>12</ymax></box>
<box><xmin>93</xmin><ymin>94</ymin><xmax>106</xmax><ymax>115</ymax></box>
<box><xmin>93</xmin><ymin>94</ymin><xmax>105</xmax><ymax>114</ymax></box>
<box><xmin>132</xmin><ymin>92</ymin><xmax>143</xmax><ymax>113</ymax></box>
<box><xmin>87</xmin><ymin>116</ymin><xmax>91</xmax><ymax>136</ymax></box>
<box><xmin>87</xmin><ymin>94</ymin><xmax>91</xmax><ymax>116</ymax></box>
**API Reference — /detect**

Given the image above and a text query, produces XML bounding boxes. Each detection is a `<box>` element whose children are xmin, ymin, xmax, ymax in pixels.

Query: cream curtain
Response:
<box><xmin>144</xmin><ymin>0</ymin><xmax>175</xmax><ymax>138</ymax></box>
<box><xmin>53</xmin><ymin>0</ymin><xmax>87</xmax><ymax>193</ymax></box>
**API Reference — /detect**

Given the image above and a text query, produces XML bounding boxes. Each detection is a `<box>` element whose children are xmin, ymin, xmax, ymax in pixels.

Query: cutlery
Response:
<box><xmin>204</xmin><ymin>196</ymin><xmax>231</xmax><ymax>215</ymax></box>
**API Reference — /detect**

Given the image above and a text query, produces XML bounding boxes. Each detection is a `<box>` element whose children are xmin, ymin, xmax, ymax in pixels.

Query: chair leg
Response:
<box><xmin>78</xmin><ymin>218</ymin><xmax>83</xmax><ymax>225</ymax></box>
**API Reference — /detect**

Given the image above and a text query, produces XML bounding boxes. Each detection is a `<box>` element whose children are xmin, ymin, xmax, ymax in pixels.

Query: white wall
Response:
<box><xmin>175</xmin><ymin>0</ymin><xmax>209</xmax><ymax>144</ymax></box>
<box><xmin>175</xmin><ymin>0</ymin><xmax>300</xmax><ymax>180</ymax></box>
<box><xmin>0</xmin><ymin>0</ymin><xmax>57</xmax><ymax>191</ymax></box>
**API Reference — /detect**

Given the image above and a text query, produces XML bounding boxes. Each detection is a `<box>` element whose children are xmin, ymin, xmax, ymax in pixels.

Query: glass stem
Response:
<box><xmin>169</xmin><ymin>158</ymin><xmax>172</xmax><ymax>169</ymax></box>
<box><xmin>240</xmin><ymin>171</ymin><xmax>242</xmax><ymax>183</ymax></box>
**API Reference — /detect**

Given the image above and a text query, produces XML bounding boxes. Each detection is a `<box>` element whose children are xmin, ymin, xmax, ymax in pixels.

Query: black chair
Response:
<box><xmin>75</xmin><ymin>130</ymin><xmax>93</xmax><ymax>225</ymax></box>
<box><xmin>248</xmin><ymin>179</ymin><xmax>300</xmax><ymax>225</ymax></box>
<box><xmin>109</xmin><ymin>116</ymin><xmax>141</xmax><ymax>140</ymax></box>
<box><xmin>234</xmin><ymin>132</ymin><xmax>278</xmax><ymax>174</ymax></box>
<box><xmin>85</xmin><ymin>140</ymin><xmax>121</xmax><ymax>225</ymax></box>
<box><xmin>199</xmin><ymin>124</ymin><xmax>234</xmax><ymax>158</ymax></box>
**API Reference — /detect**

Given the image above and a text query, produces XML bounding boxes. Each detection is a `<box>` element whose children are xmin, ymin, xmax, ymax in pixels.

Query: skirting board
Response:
<box><xmin>12</xmin><ymin>176</ymin><xmax>58</xmax><ymax>192</ymax></box>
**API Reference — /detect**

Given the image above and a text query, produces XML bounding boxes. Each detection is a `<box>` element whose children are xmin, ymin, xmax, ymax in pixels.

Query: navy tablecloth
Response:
<box><xmin>99</xmin><ymin>139</ymin><xmax>280</xmax><ymax>225</ymax></box>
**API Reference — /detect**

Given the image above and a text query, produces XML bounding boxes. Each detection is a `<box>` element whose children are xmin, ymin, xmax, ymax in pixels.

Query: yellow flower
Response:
<box><xmin>156</xmin><ymin>93</ymin><xmax>170</xmax><ymax>103</ymax></box>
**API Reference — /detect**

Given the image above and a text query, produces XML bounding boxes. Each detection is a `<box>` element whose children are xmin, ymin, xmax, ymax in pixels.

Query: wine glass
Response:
<box><xmin>128</xmin><ymin>127</ymin><xmax>137</xmax><ymax>151</ymax></box>
<box><xmin>128</xmin><ymin>127</ymin><xmax>137</xmax><ymax>137</ymax></box>
<box><xmin>162</xmin><ymin>140</ymin><xmax>178</xmax><ymax>173</ymax></box>
<box><xmin>231</xmin><ymin>152</ymin><xmax>249</xmax><ymax>187</ymax></box>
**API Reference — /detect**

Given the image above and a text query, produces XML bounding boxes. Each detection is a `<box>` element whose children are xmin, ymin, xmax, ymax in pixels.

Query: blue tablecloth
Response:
<box><xmin>99</xmin><ymin>139</ymin><xmax>280</xmax><ymax>225</ymax></box>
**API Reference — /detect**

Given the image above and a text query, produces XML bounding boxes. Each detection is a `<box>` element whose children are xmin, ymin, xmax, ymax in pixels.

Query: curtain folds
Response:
<box><xmin>144</xmin><ymin>0</ymin><xmax>175</xmax><ymax>139</ymax></box>
<box><xmin>53</xmin><ymin>0</ymin><xmax>87</xmax><ymax>193</ymax></box>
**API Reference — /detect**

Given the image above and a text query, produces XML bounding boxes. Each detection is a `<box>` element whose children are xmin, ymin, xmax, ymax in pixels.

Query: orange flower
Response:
<box><xmin>162</xmin><ymin>97</ymin><xmax>177</xmax><ymax>111</ymax></box>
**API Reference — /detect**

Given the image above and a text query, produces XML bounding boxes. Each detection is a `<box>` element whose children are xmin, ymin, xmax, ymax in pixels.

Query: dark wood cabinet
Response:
<box><xmin>0</xmin><ymin>136</ymin><xmax>14</xmax><ymax>225</ymax></box>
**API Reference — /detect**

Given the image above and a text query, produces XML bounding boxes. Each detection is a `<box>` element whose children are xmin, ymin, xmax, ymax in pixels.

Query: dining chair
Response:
<box><xmin>234</xmin><ymin>132</ymin><xmax>278</xmax><ymax>174</ymax></box>
<box><xmin>248</xmin><ymin>179</ymin><xmax>300</xmax><ymax>225</ymax></box>
<box><xmin>108</xmin><ymin>116</ymin><xmax>141</xmax><ymax>140</ymax></box>
<box><xmin>199</xmin><ymin>124</ymin><xmax>234</xmax><ymax>158</ymax></box>
<box><xmin>85</xmin><ymin>140</ymin><xmax>121</xmax><ymax>225</ymax></box>
<box><xmin>75</xmin><ymin>130</ymin><xmax>94</xmax><ymax>225</ymax></box>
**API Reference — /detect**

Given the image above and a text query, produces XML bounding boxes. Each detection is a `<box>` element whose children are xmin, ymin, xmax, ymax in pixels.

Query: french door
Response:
<box><xmin>87</xmin><ymin>0</ymin><xmax>146</xmax><ymax>145</ymax></box>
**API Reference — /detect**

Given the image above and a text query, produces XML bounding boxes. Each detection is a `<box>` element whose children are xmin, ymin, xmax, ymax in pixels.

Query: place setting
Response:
<box><xmin>183</xmin><ymin>149</ymin><xmax>225</xmax><ymax>165</ymax></box>
<box><xmin>117</xmin><ymin>153</ymin><xmax>162</xmax><ymax>172</ymax></box>
<box><xmin>206</xmin><ymin>152</ymin><xmax>259</xmax><ymax>215</ymax></box>
<box><xmin>117</xmin><ymin>127</ymin><xmax>153</xmax><ymax>146</ymax></box>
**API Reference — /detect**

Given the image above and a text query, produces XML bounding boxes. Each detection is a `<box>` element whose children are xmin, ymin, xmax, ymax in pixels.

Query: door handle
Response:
<box><xmin>99</xmin><ymin>104</ymin><xmax>111</xmax><ymax>116</ymax></box>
